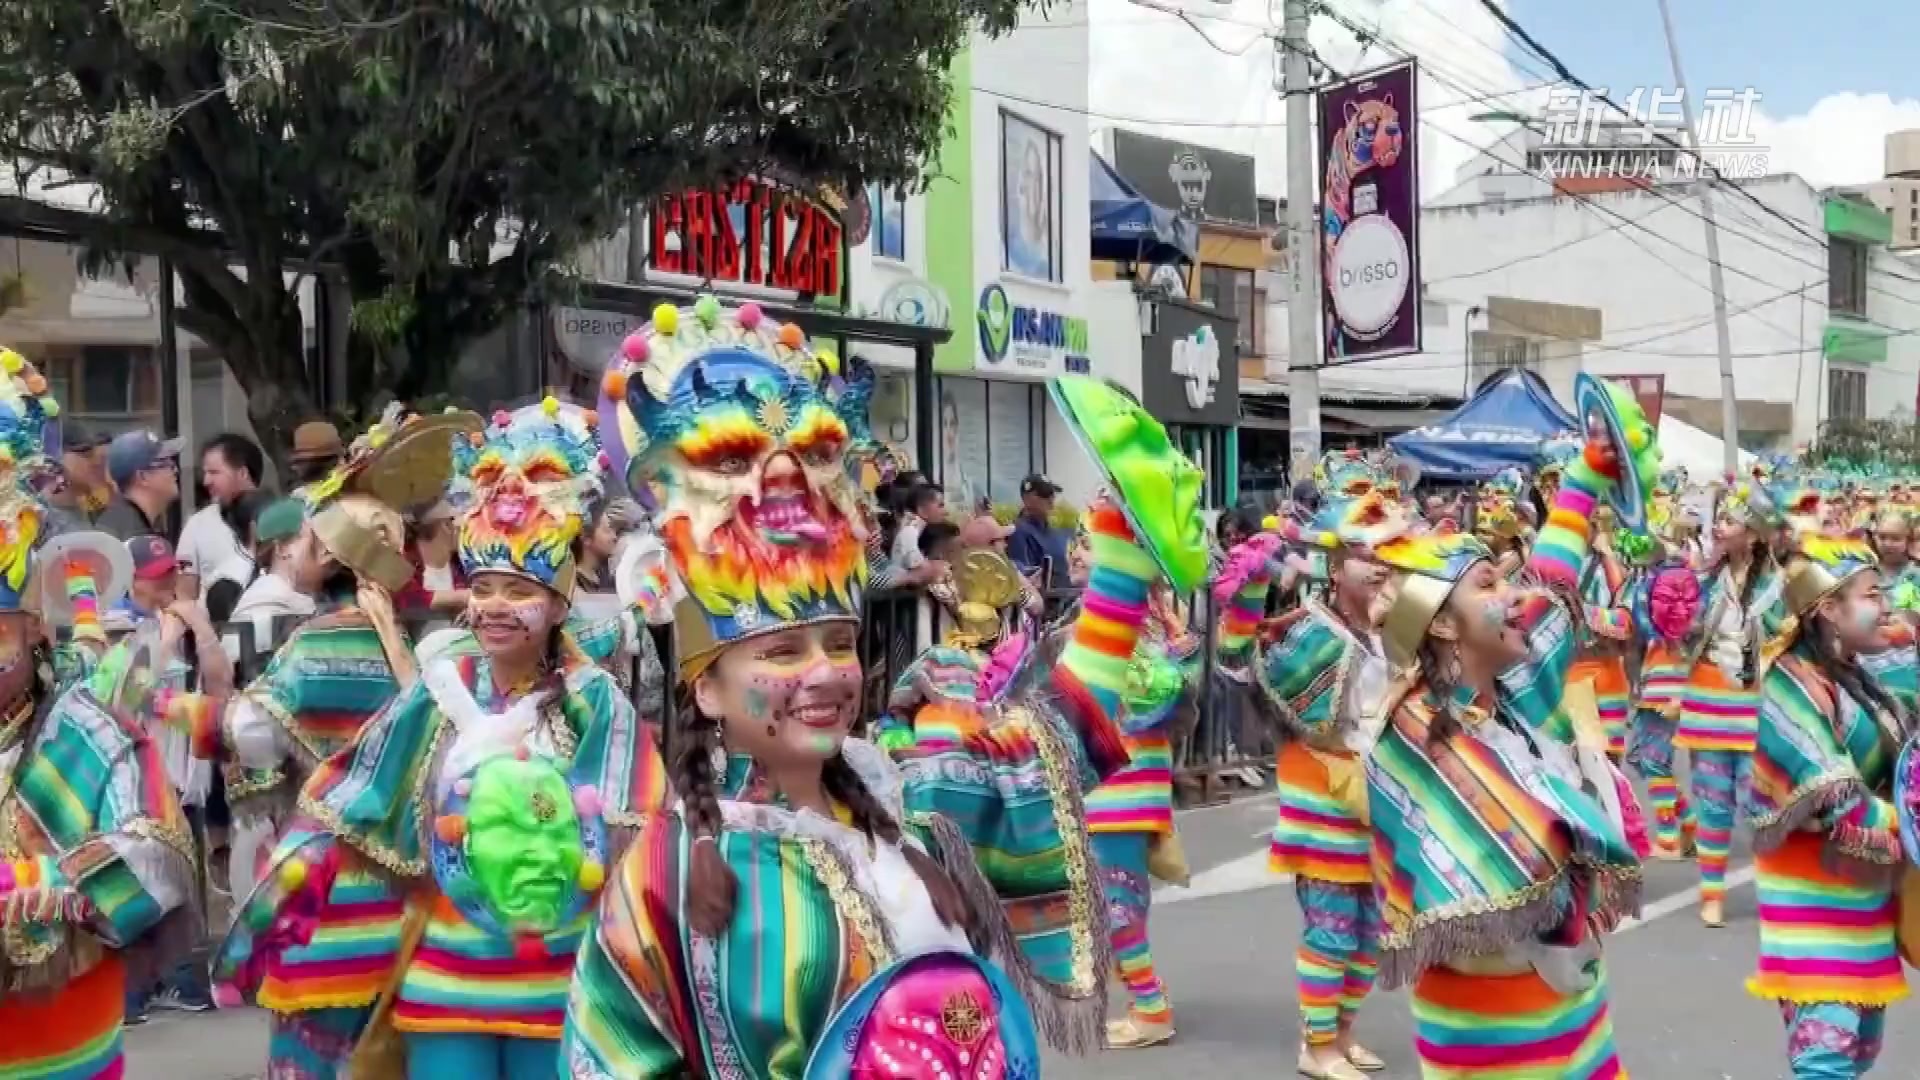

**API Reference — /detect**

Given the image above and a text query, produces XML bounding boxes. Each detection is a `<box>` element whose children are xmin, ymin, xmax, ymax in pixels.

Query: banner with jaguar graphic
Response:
<box><xmin>1317</xmin><ymin>60</ymin><xmax>1422</xmax><ymax>364</ymax></box>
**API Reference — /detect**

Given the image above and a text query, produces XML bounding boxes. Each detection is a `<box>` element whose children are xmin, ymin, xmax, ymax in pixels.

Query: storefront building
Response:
<box><xmin>1139</xmin><ymin>295</ymin><xmax>1240</xmax><ymax>509</ymax></box>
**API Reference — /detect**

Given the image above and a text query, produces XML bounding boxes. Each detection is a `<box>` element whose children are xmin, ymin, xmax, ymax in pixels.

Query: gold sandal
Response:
<box><xmin>1106</xmin><ymin>1014</ymin><xmax>1176</xmax><ymax>1049</ymax></box>
<box><xmin>1297</xmin><ymin>1047</ymin><xmax>1367</xmax><ymax>1080</ymax></box>
<box><xmin>1345</xmin><ymin>1042</ymin><xmax>1386</xmax><ymax>1071</ymax></box>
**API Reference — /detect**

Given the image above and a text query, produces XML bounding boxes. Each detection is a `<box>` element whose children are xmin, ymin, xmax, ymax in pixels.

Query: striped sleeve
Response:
<box><xmin>58</xmin><ymin>723</ymin><xmax>196</xmax><ymax>948</ymax></box>
<box><xmin>1051</xmin><ymin>506</ymin><xmax>1152</xmax><ymax>781</ymax></box>
<box><xmin>563</xmin><ymin>818</ymin><xmax>691</xmax><ymax>1076</ymax></box>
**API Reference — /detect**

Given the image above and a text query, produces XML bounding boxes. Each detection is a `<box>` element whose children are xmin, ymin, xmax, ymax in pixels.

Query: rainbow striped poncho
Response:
<box><xmin>1747</xmin><ymin>648</ymin><xmax>1908</xmax><ymax>1008</ymax></box>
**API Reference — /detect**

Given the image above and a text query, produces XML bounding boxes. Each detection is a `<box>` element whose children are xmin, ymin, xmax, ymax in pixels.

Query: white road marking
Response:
<box><xmin>1153</xmin><ymin>850</ymin><xmax>1759</xmax><ymax>925</ymax></box>
<box><xmin>1614</xmin><ymin>865</ymin><xmax>1757</xmax><ymax>933</ymax></box>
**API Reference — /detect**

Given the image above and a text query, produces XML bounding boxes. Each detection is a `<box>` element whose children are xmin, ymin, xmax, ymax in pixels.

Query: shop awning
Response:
<box><xmin>1089</xmin><ymin>153</ymin><xmax>1198</xmax><ymax>265</ymax></box>
<box><xmin>1323</xmin><ymin>404</ymin><xmax>1450</xmax><ymax>431</ymax></box>
<box><xmin>1387</xmin><ymin>368</ymin><xmax>1577</xmax><ymax>481</ymax></box>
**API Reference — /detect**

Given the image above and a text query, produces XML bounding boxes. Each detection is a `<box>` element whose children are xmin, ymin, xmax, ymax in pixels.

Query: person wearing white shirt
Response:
<box><xmin>229</xmin><ymin>497</ymin><xmax>321</xmax><ymax>657</ymax></box>
<box><xmin>177</xmin><ymin>433</ymin><xmax>263</xmax><ymax>599</ymax></box>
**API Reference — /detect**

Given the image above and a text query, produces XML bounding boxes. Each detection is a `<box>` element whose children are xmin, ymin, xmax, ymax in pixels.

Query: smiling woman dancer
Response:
<box><xmin>1363</xmin><ymin>376</ymin><xmax>1654</xmax><ymax>1079</ymax></box>
<box><xmin>220</xmin><ymin>397</ymin><xmax>662</xmax><ymax>1079</ymax></box>
<box><xmin>1748</xmin><ymin>529</ymin><xmax>1912</xmax><ymax>1079</ymax></box>
<box><xmin>563</xmin><ymin>298</ymin><xmax>1207</xmax><ymax>1075</ymax></box>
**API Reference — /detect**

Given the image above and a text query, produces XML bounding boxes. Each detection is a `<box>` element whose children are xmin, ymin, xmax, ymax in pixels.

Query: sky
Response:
<box><xmin>1082</xmin><ymin>0</ymin><xmax>1920</xmax><ymax>200</ymax></box>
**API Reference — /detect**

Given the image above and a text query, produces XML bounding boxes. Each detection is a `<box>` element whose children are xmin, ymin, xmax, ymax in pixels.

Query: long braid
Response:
<box><xmin>671</xmin><ymin>695</ymin><xmax>738</xmax><ymax>937</ymax></box>
<box><xmin>1419</xmin><ymin>640</ymin><xmax>1464</xmax><ymax>747</ymax></box>
<box><xmin>820</xmin><ymin>752</ymin><xmax>975</xmax><ymax>937</ymax></box>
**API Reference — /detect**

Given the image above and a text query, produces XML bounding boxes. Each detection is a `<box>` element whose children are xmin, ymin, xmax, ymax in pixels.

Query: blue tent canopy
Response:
<box><xmin>1388</xmin><ymin>368</ymin><xmax>1577</xmax><ymax>482</ymax></box>
<box><xmin>1089</xmin><ymin>153</ymin><xmax>1198</xmax><ymax>265</ymax></box>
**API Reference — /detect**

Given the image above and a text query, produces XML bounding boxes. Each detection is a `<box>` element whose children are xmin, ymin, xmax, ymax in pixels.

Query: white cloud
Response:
<box><xmin>1086</xmin><ymin>0</ymin><xmax>1543</xmax><ymax>200</ymax></box>
<box><xmin>1750</xmin><ymin>93</ymin><xmax>1920</xmax><ymax>189</ymax></box>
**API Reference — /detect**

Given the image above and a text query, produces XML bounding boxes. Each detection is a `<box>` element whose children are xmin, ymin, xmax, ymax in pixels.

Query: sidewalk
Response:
<box><xmin>124</xmin><ymin>1005</ymin><xmax>267</xmax><ymax>1080</ymax></box>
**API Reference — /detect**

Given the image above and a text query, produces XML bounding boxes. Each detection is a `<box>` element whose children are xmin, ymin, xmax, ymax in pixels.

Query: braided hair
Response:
<box><xmin>1803</xmin><ymin>610</ymin><xmax>1911</xmax><ymax>742</ymax></box>
<box><xmin>1418</xmin><ymin>639</ymin><xmax>1466</xmax><ymax>747</ymax></box>
<box><xmin>671</xmin><ymin>687</ymin><xmax>973</xmax><ymax>939</ymax></box>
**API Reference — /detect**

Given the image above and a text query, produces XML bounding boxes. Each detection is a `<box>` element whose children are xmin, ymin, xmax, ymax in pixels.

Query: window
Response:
<box><xmin>867</xmin><ymin>184</ymin><xmax>907</xmax><ymax>262</ymax></box>
<box><xmin>1828</xmin><ymin>366</ymin><xmax>1867</xmax><ymax>422</ymax></box>
<box><xmin>1000</xmin><ymin>111</ymin><xmax>1063</xmax><ymax>282</ymax></box>
<box><xmin>1469</xmin><ymin>331</ymin><xmax>1542</xmax><ymax>388</ymax></box>
<box><xmin>935</xmin><ymin>377</ymin><xmax>1047</xmax><ymax>513</ymax></box>
<box><xmin>1197</xmin><ymin>264</ymin><xmax>1256</xmax><ymax>353</ymax></box>
<box><xmin>1828</xmin><ymin>236</ymin><xmax>1868</xmax><ymax>317</ymax></box>
<box><xmin>1909</xmin><ymin>189</ymin><xmax>1915</xmax><ymax>205</ymax></box>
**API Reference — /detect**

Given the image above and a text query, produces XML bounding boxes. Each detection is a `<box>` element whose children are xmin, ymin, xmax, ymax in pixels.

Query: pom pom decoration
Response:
<box><xmin>572</xmin><ymin>784</ymin><xmax>602</xmax><ymax>819</ymax></box>
<box><xmin>541</xmin><ymin>395</ymin><xmax>560</xmax><ymax>417</ymax></box>
<box><xmin>278</xmin><ymin>857</ymin><xmax>309</xmax><ymax>893</ymax></box>
<box><xmin>578</xmin><ymin>860</ymin><xmax>606</xmax><ymax>893</ymax></box>
<box><xmin>213</xmin><ymin>983</ymin><xmax>245</xmax><ymax>1009</ymax></box>
<box><xmin>620</xmin><ymin>333</ymin><xmax>649</xmax><ymax>363</ymax></box>
<box><xmin>434</xmin><ymin>814</ymin><xmax>467</xmax><ymax>845</ymax></box>
<box><xmin>581</xmin><ymin>409</ymin><xmax>598</xmax><ymax>429</ymax></box>
<box><xmin>694</xmin><ymin>294</ymin><xmax>722</xmax><ymax>327</ymax></box>
<box><xmin>454</xmin><ymin>778</ymin><xmax>473</xmax><ymax>797</ymax></box>
<box><xmin>777</xmin><ymin>323</ymin><xmax>805</xmax><ymax>350</ymax></box>
<box><xmin>652</xmin><ymin>303</ymin><xmax>679</xmax><ymax>335</ymax></box>
<box><xmin>736</xmin><ymin>302</ymin><xmax>764</xmax><ymax>329</ymax></box>
<box><xmin>513</xmin><ymin>933</ymin><xmax>548</xmax><ymax>962</ymax></box>
<box><xmin>492</xmin><ymin>409</ymin><xmax>511</xmax><ymax>429</ymax></box>
<box><xmin>601</xmin><ymin>368</ymin><xmax>630</xmax><ymax>400</ymax></box>
<box><xmin>0</xmin><ymin>349</ymin><xmax>20</xmax><ymax>373</ymax></box>
<box><xmin>24</xmin><ymin>374</ymin><xmax>45</xmax><ymax>395</ymax></box>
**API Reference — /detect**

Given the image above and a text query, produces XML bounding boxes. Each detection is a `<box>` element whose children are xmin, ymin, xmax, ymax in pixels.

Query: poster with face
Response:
<box><xmin>1002</xmin><ymin>114</ymin><xmax>1056</xmax><ymax>281</ymax></box>
<box><xmin>940</xmin><ymin>381</ymin><xmax>988</xmax><ymax>514</ymax></box>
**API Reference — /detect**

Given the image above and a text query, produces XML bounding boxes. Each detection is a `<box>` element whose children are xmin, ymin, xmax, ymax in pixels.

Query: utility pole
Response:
<box><xmin>1655</xmin><ymin>0</ymin><xmax>1740</xmax><ymax>479</ymax></box>
<box><xmin>1281</xmin><ymin>0</ymin><xmax>1322</xmax><ymax>481</ymax></box>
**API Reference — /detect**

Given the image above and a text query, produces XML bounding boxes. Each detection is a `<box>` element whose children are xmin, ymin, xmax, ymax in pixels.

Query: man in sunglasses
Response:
<box><xmin>97</xmin><ymin>428</ymin><xmax>183</xmax><ymax>541</ymax></box>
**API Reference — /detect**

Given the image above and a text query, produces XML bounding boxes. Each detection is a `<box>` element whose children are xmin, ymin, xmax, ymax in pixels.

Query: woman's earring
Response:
<box><xmin>709</xmin><ymin>731</ymin><xmax>728</xmax><ymax>777</ymax></box>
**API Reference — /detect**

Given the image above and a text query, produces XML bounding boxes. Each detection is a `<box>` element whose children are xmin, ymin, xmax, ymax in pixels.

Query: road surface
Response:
<box><xmin>125</xmin><ymin>791</ymin><xmax>1920</xmax><ymax>1079</ymax></box>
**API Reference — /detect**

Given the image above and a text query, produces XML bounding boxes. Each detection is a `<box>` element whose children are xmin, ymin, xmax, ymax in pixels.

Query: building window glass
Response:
<box><xmin>1828</xmin><ymin>366</ymin><xmax>1867</xmax><ymax>422</ymax></box>
<box><xmin>1198</xmin><ymin>264</ymin><xmax>1256</xmax><ymax>353</ymax></box>
<box><xmin>936</xmin><ymin>376</ymin><xmax>1045</xmax><ymax>515</ymax></box>
<box><xmin>1000</xmin><ymin>111</ymin><xmax>1063</xmax><ymax>283</ymax></box>
<box><xmin>1469</xmin><ymin>331</ymin><xmax>1542</xmax><ymax>388</ymax></box>
<box><xmin>1828</xmin><ymin>236</ymin><xmax>1868</xmax><ymax>317</ymax></box>
<box><xmin>867</xmin><ymin>184</ymin><xmax>907</xmax><ymax>262</ymax></box>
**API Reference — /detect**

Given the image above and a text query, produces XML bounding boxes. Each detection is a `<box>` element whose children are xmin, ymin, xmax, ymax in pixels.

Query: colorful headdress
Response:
<box><xmin>0</xmin><ymin>347</ymin><xmax>62</xmax><ymax>612</ymax></box>
<box><xmin>1535</xmin><ymin>436</ymin><xmax>1581</xmax><ymax>496</ymax></box>
<box><xmin>307</xmin><ymin>403</ymin><xmax>482</xmax><ymax>592</ymax></box>
<box><xmin>1781</xmin><ymin>531</ymin><xmax>1880</xmax><ymax>622</ymax></box>
<box><xmin>453</xmin><ymin>396</ymin><xmax>604</xmax><ymax>597</ymax></box>
<box><xmin>1278</xmin><ymin>491</ymin><xmax>1412</xmax><ymax>553</ymax></box>
<box><xmin>607</xmin><ymin>295</ymin><xmax>872</xmax><ymax>676</ymax></box>
<box><xmin>1314</xmin><ymin>448</ymin><xmax>1381</xmax><ymax>499</ymax></box>
<box><xmin>1373</xmin><ymin>529</ymin><xmax>1495</xmax><ymax>668</ymax></box>
<box><xmin>1718</xmin><ymin>478</ymin><xmax>1783</xmax><ymax>531</ymax></box>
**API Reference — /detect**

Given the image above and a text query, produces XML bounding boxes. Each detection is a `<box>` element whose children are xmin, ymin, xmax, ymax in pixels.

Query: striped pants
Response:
<box><xmin>1093</xmin><ymin>831</ymin><xmax>1171</xmax><ymax>1023</ymax></box>
<box><xmin>1691</xmin><ymin>748</ymin><xmax>1752</xmax><ymax>902</ymax></box>
<box><xmin>1779</xmin><ymin>1002</ymin><xmax>1886</xmax><ymax>1079</ymax></box>
<box><xmin>1626</xmin><ymin>708</ymin><xmax>1693</xmax><ymax>852</ymax></box>
<box><xmin>267</xmin><ymin>1007</ymin><xmax>370</xmax><ymax>1080</ymax></box>
<box><xmin>1294</xmin><ymin>878</ymin><xmax>1380</xmax><ymax>1045</ymax></box>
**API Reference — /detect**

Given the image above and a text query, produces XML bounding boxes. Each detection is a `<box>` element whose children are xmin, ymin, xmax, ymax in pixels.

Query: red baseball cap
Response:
<box><xmin>127</xmin><ymin>534</ymin><xmax>179</xmax><ymax>581</ymax></box>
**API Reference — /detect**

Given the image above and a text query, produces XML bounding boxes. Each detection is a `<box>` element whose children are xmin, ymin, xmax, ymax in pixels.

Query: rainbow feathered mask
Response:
<box><xmin>604</xmin><ymin>295</ymin><xmax>874</xmax><ymax>675</ymax></box>
<box><xmin>0</xmin><ymin>348</ymin><xmax>60</xmax><ymax>611</ymax></box>
<box><xmin>453</xmin><ymin>397</ymin><xmax>604</xmax><ymax>596</ymax></box>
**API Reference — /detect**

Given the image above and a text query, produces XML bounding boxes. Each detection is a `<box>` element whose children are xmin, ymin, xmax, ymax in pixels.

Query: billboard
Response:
<box><xmin>1109</xmin><ymin>129</ymin><xmax>1260</xmax><ymax>227</ymax></box>
<box><xmin>1317</xmin><ymin>60</ymin><xmax>1422</xmax><ymax>363</ymax></box>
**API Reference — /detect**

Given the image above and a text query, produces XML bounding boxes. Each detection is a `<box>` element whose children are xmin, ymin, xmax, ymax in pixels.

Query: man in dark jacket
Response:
<box><xmin>1007</xmin><ymin>473</ymin><xmax>1069</xmax><ymax>590</ymax></box>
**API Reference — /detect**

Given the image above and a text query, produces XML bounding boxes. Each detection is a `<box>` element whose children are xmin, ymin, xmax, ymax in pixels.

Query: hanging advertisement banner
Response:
<box><xmin>1317</xmin><ymin>60</ymin><xmax>1422</xmax><ymax>364</ymax></box>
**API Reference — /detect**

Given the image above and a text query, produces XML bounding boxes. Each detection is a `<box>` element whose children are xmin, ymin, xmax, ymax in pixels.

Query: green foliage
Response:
<box><xmin>0</xmin><ymin>0</ymin><xmax>1043</xmax><ymax>456</ymax></box>
<box><xmin>1812</xmin><ymin>418</ymin><xmax>1920</xmax><ymax>468</ymax></box>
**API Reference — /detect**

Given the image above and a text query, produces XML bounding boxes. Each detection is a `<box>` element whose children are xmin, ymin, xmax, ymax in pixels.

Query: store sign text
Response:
<box><xmin>977</xmin><ymin>284</ymin><xmax>1090</xmax><ymax>374</ymax></box>
<box><xmin>648</xmin><ymin>179</ymin><xmax>843</xmax><ymax>297</ymax></box>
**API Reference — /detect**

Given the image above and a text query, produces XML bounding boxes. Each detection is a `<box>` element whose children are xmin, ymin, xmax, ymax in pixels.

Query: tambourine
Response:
<box><xmin>1048</xmin><ymin>375</ymin><xmax>1209</xmax><ymax>593</ymax></box>
<box><xmin>1573</xmin><ymin>372</ymin><xmax>1658</xmax><ymax>533</ymax></box>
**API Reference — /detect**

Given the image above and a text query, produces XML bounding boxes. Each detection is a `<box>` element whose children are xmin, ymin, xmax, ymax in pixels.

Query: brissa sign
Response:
<box><xmin>646</xmin><ymin>178</ymin><xmax>844</xmax><ymax>298</ymax></box>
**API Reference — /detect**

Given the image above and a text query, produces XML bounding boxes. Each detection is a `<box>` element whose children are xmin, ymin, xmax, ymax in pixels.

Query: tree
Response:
<box><xmin>0</xmin><ymin>0</ymin><xmax>1037</xmax><ymax>458</ymax></box>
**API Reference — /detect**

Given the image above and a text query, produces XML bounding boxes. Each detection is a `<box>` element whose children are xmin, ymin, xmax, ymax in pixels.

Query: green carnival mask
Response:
<box><xmin>463</xmin><ymin>756</ymin><xmax>585</xmax><ymax>933</ymax></box>
<box><xmin>1573</xmin><ymin>372</ymin><xmax>1660</xmax><ymax>533</ymax></box>
<box><xmin>1049</xmin><ymin>376</ymin><xmax>1208</xmax><ymax>593</ymax></box>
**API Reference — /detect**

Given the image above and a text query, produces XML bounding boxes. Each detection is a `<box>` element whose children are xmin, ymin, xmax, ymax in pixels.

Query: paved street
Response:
<box><xmin>125</xmin><ymin>791</ymin><xmax>1920</xmax><ymax>1079</ymax></box>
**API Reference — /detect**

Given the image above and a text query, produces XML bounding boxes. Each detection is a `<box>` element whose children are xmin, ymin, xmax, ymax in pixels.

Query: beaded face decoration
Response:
<box><xmin>453</xmin><ymin>398</ymin><xmax>604</xmax><ymax>595</ymax></box>
<box><xmin>606</xmin><ymin>295</ymin><xmax>874</xmax><ymax>670</ymax></box>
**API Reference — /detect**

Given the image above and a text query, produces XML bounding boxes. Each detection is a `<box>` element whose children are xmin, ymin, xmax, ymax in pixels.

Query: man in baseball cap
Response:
<box><xmin>98</xmin><ymin>430</ymin><xmax>183</xmax><ymax>541</ymax></box>
<box><xmin>1010</xmin><ymin>472</ymin><xmax>1068</xmax><ymax>589</ymax></box>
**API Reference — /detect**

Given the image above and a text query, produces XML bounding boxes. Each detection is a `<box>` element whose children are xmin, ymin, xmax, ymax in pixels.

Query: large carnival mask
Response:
<box><xmin>454</xmin><ymin>398</ymin><xmax>602</xmax><ymax>595</ymax></box>
<box><xmin>609</xmin><ymin>297</ymin><xmax>873</xmax><ymax>672</ymax></box>
<box><xmin>465</xmin><ymin>757</ymin><xmax>583</xmax><ymax>929</ymax></box>
<box><xmin>0</xmin><ymin>349</ymin><xmax>57</xmax><ymax>607</ymax></box>
<box><xmin>1049</xmin><ymin>376</ymin><xmax>1208</xmax><ymax>593</ymax></box>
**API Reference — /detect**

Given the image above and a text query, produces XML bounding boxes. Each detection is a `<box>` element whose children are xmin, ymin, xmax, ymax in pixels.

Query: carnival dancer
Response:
<box><xmin>1674</xmin><ymin>479</ymin><xmax>1789</xmax><ymax>927</ymax></box>
<box><xmin>1627</xmin><ymin>469</ymin><xmax>1701</xmax><ymax>857</ymax></box>
<box><xmin>1363</xmin><ymin>375</ymin><xmax>1655</xmax><ymax>1079</ymax></box>
<box><xmin>171</xmin><ymin>405</ymin><xmax>478</xmax><ymax>1077</ymax></box>
<box><xmin>565</xmin><ymin>299</ymin><xmax>1205</xmax><ymax>1074</ymax></box>
<box><xmin>1542</xmin><ymin>439</ymin><xmax>1638</xmax><ymax>765</ymax></box>
<box><xmin>1871</xmin><ymin>506</ymin><xmax>1920</xmax><ymax>614</ymax></box>
<box><xmin>0</xmin><ymin>349</ymin><xmax>198</xmax><ymax>1078</ymax></box>
<box><xmin>1473</xmin><ymin>466</ymin><xmax>1531</xmax><ymax>576</ymax></box>
<box><xmin>219</xmin><ymin>396</ymin><xmax>663</xmax><ymax>1080</ymax></box>
<box><xmin>1212</xmin><ymin>459</ymin><xmax>1399</xmax><ymax>1080</ymax></box>
<box><xmin>1080</xmin><ymin>573</ymin><xmax>1200</xmax><ymax>1049</ymax></box>
<box><xmin>1748</xmin><ymin>530</ymin><xmax>1910</xmax><ymax>1078</ymax></box>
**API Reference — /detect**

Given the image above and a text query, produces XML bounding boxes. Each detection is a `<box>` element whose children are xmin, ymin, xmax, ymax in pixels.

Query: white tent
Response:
<box><xmin>1659</xmin><ymin>413</ymin><xmax>1755</xmax><ymax>484</ymax></box>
